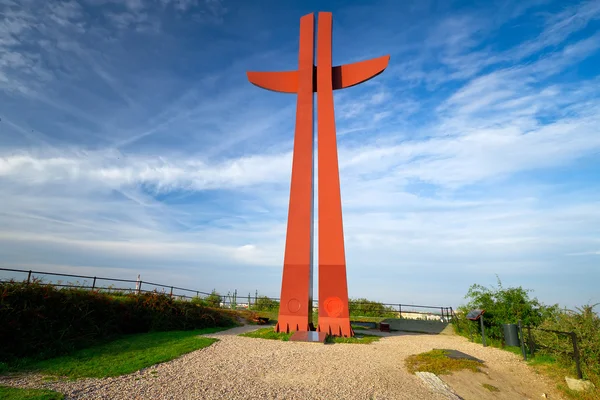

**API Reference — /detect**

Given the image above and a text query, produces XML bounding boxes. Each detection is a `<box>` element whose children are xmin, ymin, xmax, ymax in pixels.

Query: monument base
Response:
<box><xmin>317</xmin><ymin>317</ymin><xmax>354</xmax><ymax>337</ymax></box>
<box><xmin>289</xmin><ymin>331</ymin><xmax>328</xmax><ymax>343</ymax></box>
<box><xmin>275</xmin><ymin>315</ymin><xmax>311</xmax><ymax>333</ymax></box>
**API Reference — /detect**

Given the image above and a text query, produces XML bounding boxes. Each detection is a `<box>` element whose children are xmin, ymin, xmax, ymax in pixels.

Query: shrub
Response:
<box><xmin>252</xmin><ymin>296</ymin><xmax>279</xmax><ymax>311</ymax></box>
<box><xmin>349</xmin><ymin>298</ymin><xmax>397</xmax><ymax>318</ymax></box>
<box><xmin>456</xmin><ymin>277</ymin><xmax>557</xmax><ymax>341</ymax></box>
<box><xmin>190</xmin><ymin>296</ymin><xmax>209</xmax><ymax>307</ymax></box>
<box><xmin>205</xmin><ymin>290</ymin><xmax>222</xmax><ymax>308</ymax></box>
<box><xmin>0</xmin><ymin>280</ymin><xmax>235</xmax><ymax>361</ymax></box>
<box><xmin>535</xmin><ymin>304</ymin><xmax>600</xmax><ymax>380</ymax></box>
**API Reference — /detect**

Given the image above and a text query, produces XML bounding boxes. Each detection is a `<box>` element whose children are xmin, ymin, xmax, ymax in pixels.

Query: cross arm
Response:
<box><xmin>246</xmin><ymin>55</ymin><xmax>390</xmax><ymax>93</ymax></box>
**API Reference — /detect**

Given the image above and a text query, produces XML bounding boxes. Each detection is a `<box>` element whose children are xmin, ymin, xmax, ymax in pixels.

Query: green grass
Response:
<box><xmin>9</xmin><ymin>327</ymin><xmax>227</xmax><ymax>379</ymax></box>
<box><xmin>326</xmin><ymin>334</ymin><xmax>380</xmax><ymax>344</ymax></box>
<box><xmin>0</xmin><ymin>386</ymin><xmax>64</xmax><ymax>400</ymax></box>
<box><xmin>526</xmin><ymin>354</ymin><xmax>600</xmax><ymax>400</ymax></box>
<box><xmin>240</xmin><ymin>328</ymin><xmax>380</xmax><ymax>344</ymax></box>
<box><xmin>239</xmin><ymin>328</ymin><xmax>292</xmax><ymax>341</ymax></box>
<box><xmin>405</xmin><ymin>349</ymin><xmax>485</xmax><ymax>375</ymax></box>
<box><xmin>351</xmin><ymin>325</ymin><xmax>369</xmax><ymax>330</ymax></box>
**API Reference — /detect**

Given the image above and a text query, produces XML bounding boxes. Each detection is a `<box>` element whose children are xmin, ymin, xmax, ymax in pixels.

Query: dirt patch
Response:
<box><xmin>442</xmin><ymin>366</ymin><xmax>558</xmax><ymax>399</ymax></box>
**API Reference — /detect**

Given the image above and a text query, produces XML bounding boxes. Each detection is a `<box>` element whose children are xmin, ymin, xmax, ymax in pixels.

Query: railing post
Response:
<box><xmin>170</xmin><ymin>286</ymin><xmax>173</xmax><ymax>297</ymax></box>
<box><xmin>480</xmin><ymin>315</ymin><xmax>487</xmax><ymax>347</ymax></box>
<box><xmin>571</xmin><ymin>332</ymin><xmax>583</xmax><ymax>379</ymax></box>
<box><xmin>137</xmin><ymin>281</ymin><xmax>142</xmax><ymax>295</ymax></box>
<box><xmin>92</xmin><ymin>277</ymin><xmax>97</xmax><ymax>290</ymax></box>
<box><xmin>518</xmin><ymin>320</ymin><xmax>527</xmax><ymax>361</ymax></box>
<box><xmin>441</xmin><ymin>307</ymin><xmax>444</xmax><ymax>321</ymax></box>
<box><xmin>27</xmin><ymin>270</ymin><xmax>32</xmax><ymax>284</ymax></box>
<box><xmin>527</xmin><ymin>325</ymin><xmax>534</xmax><ymax>356</ymax></box>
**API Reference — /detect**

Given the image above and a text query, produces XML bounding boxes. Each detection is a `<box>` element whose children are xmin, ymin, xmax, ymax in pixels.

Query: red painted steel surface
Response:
<box><xmin>246</xmin><ymin>12</ymin><xmax>389</xmax><ymax>336</ymax></box>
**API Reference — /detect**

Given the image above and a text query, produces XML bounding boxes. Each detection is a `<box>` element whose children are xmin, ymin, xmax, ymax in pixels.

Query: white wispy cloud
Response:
<box><xmin>1</xmin><ymin>0</ymin><xmax>599</xmax><ymax>307</ymax></box>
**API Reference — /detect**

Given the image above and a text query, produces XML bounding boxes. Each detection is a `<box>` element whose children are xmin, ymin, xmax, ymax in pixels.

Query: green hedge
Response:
<box><xmin>0</xmin><ymin>280</ymin><xmax>235</xmax><ymax>361</ymax></box>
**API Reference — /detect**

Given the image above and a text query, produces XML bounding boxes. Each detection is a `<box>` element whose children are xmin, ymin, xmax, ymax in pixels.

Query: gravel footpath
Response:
<box><xmin>0</xmin><ymin>326</ymin><xmax>558</xmax><ymax>400</ymax></box>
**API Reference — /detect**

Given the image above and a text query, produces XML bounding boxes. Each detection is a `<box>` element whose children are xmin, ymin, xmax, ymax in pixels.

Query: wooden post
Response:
<box><xmin>527</xmin><ymin>325</ymin><xmax>534</xmax><ymax>356</ymax></box>
<box><xmin>571</xmin><ymin>332</ymin><xmax>583</xmax><ymax>379</ymax></box>
<box><xmin>27</xmin><ymin>270</ymin><xmax>32</xmax><ymax>284</ymax></box>
<box><xmin>92</xmin><ymin>277</ymin><xmax>97</xmax><ymax>290</ymax></box>
<box><xmin>480</xmin><ymin>315</ymin><xmax>487</xmax><ymax>347</ymax></box>
<box><xmin>518</xmin><ymin>320</ymin><xmax>527</xmax><ymax>361</ymax></box>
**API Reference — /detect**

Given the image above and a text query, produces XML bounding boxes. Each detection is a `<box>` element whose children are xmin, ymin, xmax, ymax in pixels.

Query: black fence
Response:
<box><xmin>0</xmin><ymin>267</ymin><xmax>455</xmax><ymax>320</ymax></box>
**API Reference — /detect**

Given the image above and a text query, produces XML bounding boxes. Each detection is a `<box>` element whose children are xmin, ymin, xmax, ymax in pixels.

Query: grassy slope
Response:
<box><xmin>10</xmin><ymin>327</ymin><xmax>227</xmax><ymax>379</ymax></box>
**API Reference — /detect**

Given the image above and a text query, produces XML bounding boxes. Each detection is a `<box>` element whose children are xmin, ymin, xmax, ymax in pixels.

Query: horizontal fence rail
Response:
<box><xmin>0</xmin><ymin>267</ymin><xmax>455</xmax><ymax>320</ymax></box>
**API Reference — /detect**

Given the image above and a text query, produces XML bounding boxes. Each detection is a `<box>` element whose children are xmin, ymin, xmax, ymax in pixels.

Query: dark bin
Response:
<box><xmin>503</xmin><ymin>323</ymin><xmax>520</xmax><ymax>346</ymax></box>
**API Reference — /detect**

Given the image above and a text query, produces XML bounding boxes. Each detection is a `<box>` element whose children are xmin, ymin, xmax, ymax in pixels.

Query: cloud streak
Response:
<box><xmin>1</xmin><ymin>0</ymin><xmax>599</xmax><ymax>308</ymax></box>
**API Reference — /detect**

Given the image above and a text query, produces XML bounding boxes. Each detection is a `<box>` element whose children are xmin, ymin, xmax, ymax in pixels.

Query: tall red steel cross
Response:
<box><xmin>247</xmin><ymin>12</ymin><xmax>389</xmax><ymax>337</ymax></box>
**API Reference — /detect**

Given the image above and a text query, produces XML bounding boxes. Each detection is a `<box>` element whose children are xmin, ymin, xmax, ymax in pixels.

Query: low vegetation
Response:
<box><xmin>325</xmin><ymin>334</ymin><xmax>380</xmax><ymax>344</ymax></box>
<box><xmin>239</xmin><ymin>327</ymin><xmax>292</xmax><ymax>341</ymax></box>
<box><xmin>349</xmin><ymin>298</ymin><xmax>397</xmax><ymax>318</ymax></box>
<box><xmin>405</xmin><ymin>349</ymin><xmax>484</xmax><ymax>375</ymax></box>
<box><xmin>0</xmin><ymin>280</ymin><xmax>236</xmax><ymax>362</ymax></box>
<box><xmin>239</xmin><ymin>327</ymin><xmax>380</xmax><ymax>344</ymax></box>
<box><xmin>251</xmin><ymin>296</ymin><xmax>280</xmax><ymax>311</ymax></box>
<box><xmin>5</xmin><ymin>328</ymin><xmax>225</xmax><ymax>379</ymax></box>
<box><xmin>0</xmin><ymin>386</ymin><xmax>64</xmax><ymax>400</ymax></box>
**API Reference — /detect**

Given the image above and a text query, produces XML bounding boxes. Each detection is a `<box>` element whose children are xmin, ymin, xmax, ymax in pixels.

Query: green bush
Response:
<box><xmin>0</xmin><ymin>280</ymin><xmax>235</xmax><ymax>361</ymax></box>
<box><xmin>252</xmin><ymin>296</ymin><xmax>279</xmax><ymax>311</ymax></box>
<box><xmin>205</xmin><ymin>290</ymin><xmax>222</xmax><ymax>308</ymax></box>
<box><xmin>349</xmin><ymin>298</ymin><xmax>397</xmax><ymax>318</ymax></box>
<box><xmin>456</xmin><ymin>277</ymin><xmax>557</xmax><ymax>341</ymax></box>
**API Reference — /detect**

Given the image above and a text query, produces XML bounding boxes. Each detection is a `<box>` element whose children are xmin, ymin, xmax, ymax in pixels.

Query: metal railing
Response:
<box><xmin>0</xmin><ymin>267</ymin><xmax>454</xmax><ymax>320</ymax></box>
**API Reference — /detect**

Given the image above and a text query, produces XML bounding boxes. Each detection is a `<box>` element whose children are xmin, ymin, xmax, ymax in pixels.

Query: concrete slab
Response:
<box><xmin>289</xmin><ymin>331</ymin><xmax>328</xmax><ymax>343</ymax></box>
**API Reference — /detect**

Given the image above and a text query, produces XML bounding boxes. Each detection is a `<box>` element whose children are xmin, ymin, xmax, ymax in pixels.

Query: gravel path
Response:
<box><xmin>0</xmin><ymin>326</ymin><xmax>560</xmax><ymax>400</ymax></box>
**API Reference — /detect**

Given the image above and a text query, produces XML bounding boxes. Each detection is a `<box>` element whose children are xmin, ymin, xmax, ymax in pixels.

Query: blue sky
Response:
<box><xmin>1</xmin><ymin>0</ymin><xmax>599</xmax><ymax>309</ymax></box>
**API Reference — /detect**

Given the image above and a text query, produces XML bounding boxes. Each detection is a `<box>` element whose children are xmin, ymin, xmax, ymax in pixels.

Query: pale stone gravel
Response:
<box><xmin>0</xmin><ymin>326</ymin><xmax>556</xmax><ymax>399</ymax></box>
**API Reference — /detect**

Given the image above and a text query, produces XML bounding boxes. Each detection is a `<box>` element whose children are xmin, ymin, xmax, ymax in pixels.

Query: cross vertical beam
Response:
<box><xmin>315</xmin><ymin>12</ymin><xmax>352</xmax><ymax>337</ymax></box>
<box><xmin>274</xmin><ymin>13</ymin><xmax>315</xmax><ymax>333</ymax></box>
